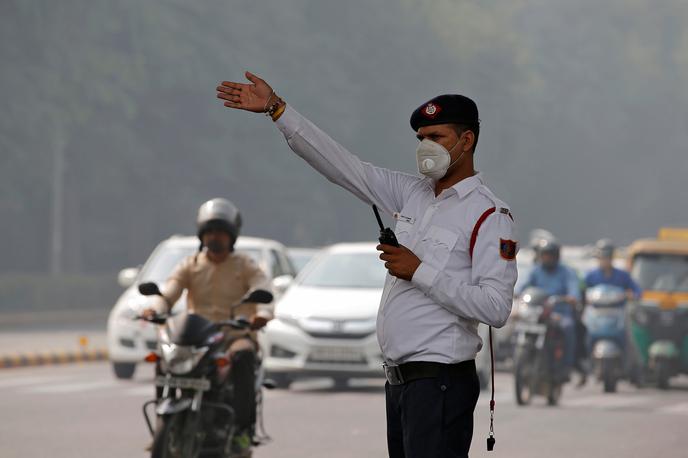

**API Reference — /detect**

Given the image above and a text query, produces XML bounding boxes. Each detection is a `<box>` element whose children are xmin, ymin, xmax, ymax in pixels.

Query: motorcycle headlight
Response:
<box><xmin>160</xmin><ymin>344</ymin><xmax>208</xmax><ymax>375</ymax></box>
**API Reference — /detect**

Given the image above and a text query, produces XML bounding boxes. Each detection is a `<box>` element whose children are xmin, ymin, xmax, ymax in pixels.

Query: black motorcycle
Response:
<box><xmin>512</xmin><ymin>288</ymin><xmax>569</xmax><ymax>406</ymax></box>
<box><xmin>137</xmin><ymin>282</ymin><xmax>274</xmax><ymax>458</ymax></box>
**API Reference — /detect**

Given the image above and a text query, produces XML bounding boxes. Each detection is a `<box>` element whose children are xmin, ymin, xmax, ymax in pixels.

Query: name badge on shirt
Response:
<box><xmin>393</xmin><ymin>213</ymin><xmax>415</xmax><ymax>224</ymax></box>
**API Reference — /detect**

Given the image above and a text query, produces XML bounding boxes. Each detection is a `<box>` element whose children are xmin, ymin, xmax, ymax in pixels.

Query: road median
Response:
<box><xmin>0</xmin><ymin>348</ymin><xmax>109</xmax><ymax>369</ymax></box>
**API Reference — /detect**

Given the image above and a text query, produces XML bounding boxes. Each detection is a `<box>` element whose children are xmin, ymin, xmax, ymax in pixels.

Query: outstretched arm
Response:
<box><xmin>216</xmin><ymin>72</ymin><xmax>420</xmax><ymax>215</ymax></box>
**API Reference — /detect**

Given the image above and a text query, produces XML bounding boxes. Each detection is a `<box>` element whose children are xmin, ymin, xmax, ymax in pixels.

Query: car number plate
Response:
<box><xmin>155</xmin><ymin>376</ymin><xmax>210</xmax><ymax>391</ymax></box>
<box><xmin>516</xmin><ymin>322</ymin><xmax>546</xmax><ymax>335</ymax></box>
<box><xmin>309</xmin><ymin>346</ymin><xmax>365</xmax><ymax>363</ymax></box>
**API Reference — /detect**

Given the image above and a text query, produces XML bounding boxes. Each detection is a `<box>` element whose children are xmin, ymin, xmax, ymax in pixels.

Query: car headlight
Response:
<box><xmin>160</xmin><ymin>344</ymin><xmax>208</xmax><ymax>375</ymax></box>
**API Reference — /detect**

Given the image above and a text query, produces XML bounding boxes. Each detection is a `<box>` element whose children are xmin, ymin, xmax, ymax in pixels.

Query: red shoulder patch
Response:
<box><xmin>499</xmin><ymin>239</ymin><xmax>517</xmax><ymax>260</ymax></box>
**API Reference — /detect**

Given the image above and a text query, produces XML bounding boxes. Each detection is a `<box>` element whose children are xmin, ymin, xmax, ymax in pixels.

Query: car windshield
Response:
<box><xmin>138</xmin><ymin>243</ymin><xmax>262</xmax><ymax>284</ymax></box>
<box><xmin>289</xmin><ymin>250</ymin><xmax>318</xmax><ymax>273</ymax></box>
<box><xmin>631</xmin><ymin>253</ymin><xmax>688</xmax><ymax>292</ymax></box>
<box><xmin>299</xmin><ymin>251</ymin><xmax>386</xmax><ymax>288</ymax></box>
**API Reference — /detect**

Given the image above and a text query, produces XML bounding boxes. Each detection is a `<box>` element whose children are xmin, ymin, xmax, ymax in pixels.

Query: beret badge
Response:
<box><xmin>423</xmin><ymin>102</ymin><xmax>441</xmax><ymax>119</ymax></box>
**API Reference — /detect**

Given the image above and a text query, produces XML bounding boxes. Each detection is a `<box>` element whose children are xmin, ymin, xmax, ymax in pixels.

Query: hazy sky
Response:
<box><xmin>2</xmin><ymin>0</ymin><xmax>687</xmax><ymax>272</ymax></box>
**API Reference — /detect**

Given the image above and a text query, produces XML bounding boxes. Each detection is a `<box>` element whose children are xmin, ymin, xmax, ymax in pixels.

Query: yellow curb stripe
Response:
<box><xmin>0</xmin><ymin>349</ymin><xmax>109</xmax><ymax>369</ymax></box>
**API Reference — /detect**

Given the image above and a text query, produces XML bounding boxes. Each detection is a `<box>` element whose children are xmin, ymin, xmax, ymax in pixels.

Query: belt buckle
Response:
<box><xmin>383</xmin><ymin>363</ymin><xmax>405</xmax><ymax>385</ymax></box>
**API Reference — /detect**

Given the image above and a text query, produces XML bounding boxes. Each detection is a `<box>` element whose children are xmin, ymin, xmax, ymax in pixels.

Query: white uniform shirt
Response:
<box><xmin>276</xmin><ymin>105</ymin><xmax>518</xmax><ymax>365</ymax></box>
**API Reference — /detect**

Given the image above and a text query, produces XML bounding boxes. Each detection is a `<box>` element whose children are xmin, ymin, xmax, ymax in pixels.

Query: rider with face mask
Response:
<box><xmin>217</xmin><ymin>75</ymin><xmax>518</xmax><ymax>458</ymax></box>
<box><xmin>143</xmin><ymin>198</ymin><xmax>271</xmax><ymax>454</ymax></box>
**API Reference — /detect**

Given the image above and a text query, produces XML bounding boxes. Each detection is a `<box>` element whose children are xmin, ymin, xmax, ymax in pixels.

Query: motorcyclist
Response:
<box><xmin>142</xmin><ymin>198</ymin><xmax>272</xmax><ymax>454</ymax></box>
<box><xmin>517</xmin><ymin>239</ymin><xmax>580</xmax><ymax>382</ymax></box>
<box><xmin>585</xmin><ymin>239</ymin><xmax>641</xmax><ymax>300</ymax></box>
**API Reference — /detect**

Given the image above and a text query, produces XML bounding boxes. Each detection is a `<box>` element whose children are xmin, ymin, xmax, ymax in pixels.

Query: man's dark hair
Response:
<box><xmin>453</xmin><ymin>123</ymin><xmax>480</xmax><ymax>152</ymax></box>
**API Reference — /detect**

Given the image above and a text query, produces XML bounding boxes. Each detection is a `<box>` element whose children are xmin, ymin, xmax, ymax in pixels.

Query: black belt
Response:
<box><xmin>384</xmin><ymin>360</ymin><xmax>475</xmax><ymax>385</ymax></box>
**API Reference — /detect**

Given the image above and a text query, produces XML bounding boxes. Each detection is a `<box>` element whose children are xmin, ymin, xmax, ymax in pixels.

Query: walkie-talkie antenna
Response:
<box><xmin>372</xmin><ymin>205</ymin><xmax>385</xmax><ymax>231</ymax></box>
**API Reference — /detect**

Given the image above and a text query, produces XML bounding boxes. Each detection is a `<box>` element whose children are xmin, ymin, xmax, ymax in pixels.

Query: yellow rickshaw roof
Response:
<box><xmin>628</xmin><ymin>239</ymin><xmax>688</xmax><ymax>258</ymax></box>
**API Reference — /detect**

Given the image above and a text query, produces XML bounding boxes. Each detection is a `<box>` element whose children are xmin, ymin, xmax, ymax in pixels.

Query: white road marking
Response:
<box><xmin>657</xmin><ymin>402</ymin><xmax>688</xmax><ymax>415</ymax></box>
<box><xmin>563</xmin><ymin>394</ymin><xmax>650</xmax><ymax>409</ymax></box>
<box><xmin>121</xmin><ymin>385</ymin><xmax>155</xmax><ymax>397</ymax></box>
<box><xmin>20</xmin><ymin>380</ymin><xmax>120</xmax><ymax>394</ymax></box>
<box><xmin>0</xmin><ymin>375</ymin><xmax>77</xmax><ymax>389</ymax></box>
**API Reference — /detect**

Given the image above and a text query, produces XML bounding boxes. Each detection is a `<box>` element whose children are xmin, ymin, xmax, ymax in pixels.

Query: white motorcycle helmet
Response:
<box><xmin>196</xmin><ymin>198</ymin><xmax>242</xmax><ymax>251</ymax></box>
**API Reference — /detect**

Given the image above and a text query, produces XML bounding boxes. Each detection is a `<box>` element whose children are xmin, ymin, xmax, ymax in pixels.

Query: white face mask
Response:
<box><xmin>415</xmin><ymin>138</ymin><xmax>464</xmax><ymax>181</ymax></box>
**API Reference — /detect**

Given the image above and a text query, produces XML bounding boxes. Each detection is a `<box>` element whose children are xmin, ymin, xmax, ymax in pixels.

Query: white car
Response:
<box><xmin>287</xmin><ymin>247</ymin><xmax>321</xmax><ymax>274</ymax></box>
<box><xmin>260</xmin><ymin>242</ymin><xmax>491</xmax><ymax>389</ymax></box>
<box><xmin>107</xmin><ymin>235</ymin><xmax>296</xmax><ymax>379</ymax></box>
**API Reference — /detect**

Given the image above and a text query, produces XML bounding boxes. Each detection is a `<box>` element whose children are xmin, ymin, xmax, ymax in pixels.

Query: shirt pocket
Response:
<box><xmin>420</xmin><ymin>225</ymin><xmax>459</xmax><ymax>270</ymax></box>
<box><xmin>394</xmin><ymin>220</ymin><xmax>414</xmax><ymax>246</ymax></box>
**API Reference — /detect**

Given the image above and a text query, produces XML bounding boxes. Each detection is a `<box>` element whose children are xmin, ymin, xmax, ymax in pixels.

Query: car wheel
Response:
<box><xmin>332</xmin><ymin>377</ymin><xmax>350</xmax><ymax>390</ymax></box>
<box><xmin>113</xmin><ymin>362</ymin><xmax>136</xmax><ymax>379</ymax></box>
<box><xmin>270</xmin><ymin>374</ymin><xmax>292</xmax><ymax>389</ymax></box>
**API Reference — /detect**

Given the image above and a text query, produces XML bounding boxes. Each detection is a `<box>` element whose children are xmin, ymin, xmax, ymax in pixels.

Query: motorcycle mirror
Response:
<box><xmin>138</xmin><ymin>282</ymin><xmax>162</xmax><ymax>296</ymax></box>
<box><xmin>242</xmin><ymin>289</ymin><xmax>273</xmax><ymax>305</ymax></box>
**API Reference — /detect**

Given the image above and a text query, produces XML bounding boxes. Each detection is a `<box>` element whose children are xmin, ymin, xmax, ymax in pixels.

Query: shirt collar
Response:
<box><xmin>451</xmin><ymin>172</ymin><xmax>484</xmax><ymax>198</ymax></box>
<box><xmin>423</xmin><ymin>172</ymin><xmax>484</xmax><ymax>199</ymax></box>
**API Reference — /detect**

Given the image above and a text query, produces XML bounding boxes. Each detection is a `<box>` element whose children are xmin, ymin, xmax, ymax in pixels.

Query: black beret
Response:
<box><xmin>410</xmin><ymin>94</ymin><xmax>480</xmax><ymax>133</ymax></box>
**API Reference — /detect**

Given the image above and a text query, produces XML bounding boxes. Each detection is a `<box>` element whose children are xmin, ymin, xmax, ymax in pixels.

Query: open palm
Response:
<box><xmin>216</xmin><ymin>71</ymin><xmax>274</xmax><ymax>113</ymax></box>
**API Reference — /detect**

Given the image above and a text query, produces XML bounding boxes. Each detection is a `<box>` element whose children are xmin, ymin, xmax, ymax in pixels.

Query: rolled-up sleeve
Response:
<box><xmin>275</xmin><ymin>105</ymin><xmax>419</xmax><ymax>216</ymax></box>
<box><xmin>154</xmin><ymin>259</ymin><xmax>190</xmax><ymax>313</ymax></box>
<box><xmin>242</xmin><ymin>255</ymin><xmax>273</xmax><ymax>320</ymax></box>
<box><xmin>412</xmin><ymin>213</ymin><xmax>518</xmax><ymax>327</ymax></box>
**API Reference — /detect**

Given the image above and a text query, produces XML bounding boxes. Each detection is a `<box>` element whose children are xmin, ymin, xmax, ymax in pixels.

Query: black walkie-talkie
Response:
<box><xmin>373</xmin><ymin>205</ymin><xmax>399</xmax><ymax>247</ymax></box>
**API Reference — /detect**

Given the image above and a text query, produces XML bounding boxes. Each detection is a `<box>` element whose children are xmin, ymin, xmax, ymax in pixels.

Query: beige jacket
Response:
<box><xmin>156</xmin><ymin>251</ymin><xmax>272</xmax><ymax>324</ymax></box>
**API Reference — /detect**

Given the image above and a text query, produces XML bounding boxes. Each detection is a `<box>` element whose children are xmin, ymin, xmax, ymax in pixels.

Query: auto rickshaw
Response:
<box><xmin>627</xmin><ymin>228</ymin><xmax>688</xmax><ymax>389</ymax></box>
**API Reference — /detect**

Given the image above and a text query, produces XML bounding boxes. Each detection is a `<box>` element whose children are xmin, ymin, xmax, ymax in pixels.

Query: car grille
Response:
<box><xmin>119</xmin><ymin>338</ymin><xmax>135</xmax><ymax>348</ymax></box>
<box><xmin>145</xmin><ymin>340</ymin><xmax>158</xmax><ymax>350</ymax></box>
<box><xmin>307</xmin><ymin>346</ymin><xmax>368</xmax><ymax>365</ymax></box>
<box><xmin>307</xmin><ymin>356</ymin><xmax>368</xmax><ymax>365</ymax></box>
<box><xmin>304</xmin><ymin>331</ymin><xmax>375</xmax><ymax>340</ymax></box>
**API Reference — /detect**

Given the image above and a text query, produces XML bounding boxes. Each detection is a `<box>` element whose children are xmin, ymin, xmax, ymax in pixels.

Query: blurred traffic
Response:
<box><xmin>107</xmin><ymin>224</ymin><xmax>688</xmax><ymax>395</ymax></box>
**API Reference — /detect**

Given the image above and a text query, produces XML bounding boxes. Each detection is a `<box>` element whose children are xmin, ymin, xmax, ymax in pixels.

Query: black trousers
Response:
<box><xmin>230</xmin><ymin>348</ymin><xmax>257</xmax><ymax>432</ymax></box>
<box><xmin>385</xmin><ymin>361</ymin><xmax>480</xmax><ymax>458</ymax></box>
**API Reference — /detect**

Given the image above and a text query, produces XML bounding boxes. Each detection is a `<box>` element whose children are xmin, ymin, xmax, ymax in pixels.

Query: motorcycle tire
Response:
<box><xmin>151</xmin><ymin>413</ymin><xmax>202</xmax><ymax>458</ymax></box>
<box><xmin>514</xmin><ymin>349</ymin><xmax>533</xmax><ymax>406</ymax></box>
<box><xmin>547</xmin><ymin>383</ymin><xmax>562</xmax><ymax>406</ymax></box>
<box><xmin>656</xmin><ymin>360</ymin><xmax>671</xmax><ymax>390</ymax></box>
<box><xmin>112</xmin><ymin>362</ymin><xmax>136</xmax><ymax>379</ymax></box>
<box><xmin>601</xmin><ymin>361</ymin><xmax>617</xmax><ymax>393</ymax></box>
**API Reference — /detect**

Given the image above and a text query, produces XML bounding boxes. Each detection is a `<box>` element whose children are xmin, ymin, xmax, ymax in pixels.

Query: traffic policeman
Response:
<box><xmin>217</xmin><ymin>73</ymin><xmax>518</xmax><ymax>458</ymax></box>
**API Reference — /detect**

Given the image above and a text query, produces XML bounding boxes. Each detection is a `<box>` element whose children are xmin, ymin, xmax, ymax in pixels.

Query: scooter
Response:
<box><xmin>583</xmin><ymin>285</ymin><xmax>627</xmax><ymax>393</ymax></box>
<box><xmin>512</xmin><ymin>288</ymin><xmax>570</xmax><ymax>406</ymax></box>
<box><xmin>137</xmin><ymin>282</ymin><xmax>274</xmax><ymax>458</ymax></box>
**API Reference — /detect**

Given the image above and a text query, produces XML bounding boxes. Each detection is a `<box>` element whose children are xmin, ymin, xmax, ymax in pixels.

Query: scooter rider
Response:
<box><xmin>517</xmin><ymin>239</ymin><xmax>580</xmax><ymax>380</ymax></box>
<box><xmin>142</xmin><ymin>198</ymin><xmax>272</xmax><ymax>453</ymax></box>
<box><xmin>585</xmin><ymin>239</ymin><xmax>641</xmax><ymax>300</ymax></box>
